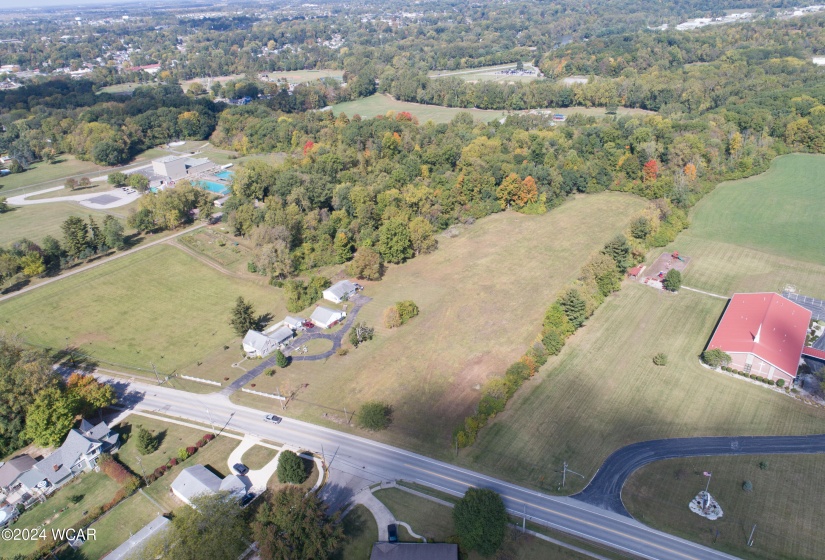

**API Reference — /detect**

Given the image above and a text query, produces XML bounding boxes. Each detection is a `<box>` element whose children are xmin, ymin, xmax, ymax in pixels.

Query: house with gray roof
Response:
<box><xmin>242</xmin><ymin>330</ymin><xmax>279</xmax><ymax>358</ymax></box>
<box><xmin>370</xmin><ymin>543</ymin><xmax>458</xmax><ymax>560</ymax></box>
<box><xmin>104</xmin><ymin>515</ymin><xmax>170</xmax><ymax>560</ymax></box>
<box><xmin>323</xmin><ymin>280</ymin><xmax>358</xmax><ymax>304</ymax></box>
<box><xmin>310</xmin><ymin>306</ymin><xmax>346</xmax><ymax>329</ymax></box>
<box><xmin>17</xmin><ymin>420</ymin><xmax>119</xmax><ymax>496</ymax></box>
<box><xmin>283</xmin><ymin>316</ymin><xmax>305</xmax><ymax>330</ymax></box>
<box><xmin>171</xmin><ymin>464</ymin><xmax>246</xmax><ymax>507</ymax></box>
<box><xmin>0</xmin><ymin>455</ymin><xmax>36</xmax><ymax>491</ymax></box>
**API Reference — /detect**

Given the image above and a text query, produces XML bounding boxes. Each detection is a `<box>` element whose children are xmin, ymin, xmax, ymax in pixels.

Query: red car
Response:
<box><xmin>302</xmin><ymin>320</ymin><xmax>315</xmax><ymax>329</ymax></box>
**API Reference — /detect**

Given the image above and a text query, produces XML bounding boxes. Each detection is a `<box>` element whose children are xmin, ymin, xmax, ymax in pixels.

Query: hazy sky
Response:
<box><xmin>0</xmin><ymin>0</ymin><xmax>163</xmax><ymax>10</ymax></box>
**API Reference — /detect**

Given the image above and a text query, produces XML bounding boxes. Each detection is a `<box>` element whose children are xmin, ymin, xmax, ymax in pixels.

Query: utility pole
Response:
<box><xmin>522</xmin><ymin>503</ymin><xmax>527</xmax><ymax>532</ymax></box>
<box><xmin>150</xmin><ymin>362</ymin><xmax>161</xmax><ymax>384</ymax></box>
<box><xmin>748</xmin><ymin>524</ymin><xmax>757</xmax><ymax>547</ymax></box>
<box><xmin>561</xmin><ymin>461</ymin><xmax>584</xmax><ymax>489</ymax></box>
<box><xmin>205</xmin><ymin>407</ymin><xmax>217</xmax><ymax>434</ymax></box>
<box><xmin>135</xmin><ymin>455</ymin><xmax>148</xmax><ymax>486</ymax></box>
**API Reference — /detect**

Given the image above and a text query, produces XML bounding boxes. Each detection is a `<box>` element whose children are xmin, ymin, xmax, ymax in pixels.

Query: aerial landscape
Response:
<box><xmin>1</xmin><ymin>0</ymin><xmax>825</xmax><ymax>559</ymax></box>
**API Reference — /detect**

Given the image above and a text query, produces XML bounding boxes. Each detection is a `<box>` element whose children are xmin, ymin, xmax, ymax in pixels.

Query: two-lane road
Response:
<box><xmin>105</xmin><ymin>374</ymin><xmax>741</xmax><ymax>560</ymax></box>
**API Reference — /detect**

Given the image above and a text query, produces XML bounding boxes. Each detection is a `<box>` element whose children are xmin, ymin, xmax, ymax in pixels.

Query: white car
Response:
<box><xmin>264</xmin><ymin>414</ymin><xmax>282</xmax><ymax>424</ymax></box>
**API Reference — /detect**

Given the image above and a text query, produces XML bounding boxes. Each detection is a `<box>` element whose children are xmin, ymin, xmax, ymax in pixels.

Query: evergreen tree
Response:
<box><xmin>275</xmin><ymin>350</ymin><xmax>289</xmax><ymax>368</ymax></box>
<box><xmin>88</xmin><ymin>216</ymin><xmax>103</xmax><ymax>251</ymax></box>
<box><xmin>61</xmin><ymin>216</ymin><xmax>90</xmax><ymax>259</ymax></box>
<box><xmin>558</xmin><ymin>288</ymin><xmax>587</xmax><ymax>329</ymax></box>
<box><xmin>102</xmin><ymin>215</ymin><xmax>125</xmax><ymax>250</ymax></box>
<box><xmin>602</xmin><ymin>235</ymin><xmax>632</xmax><ymax>272</ymax></box>
<box><xmin>230</xmin><ymin>297</ymin><xmax>257</xmax><ymax>336</ymax></box>
<box><xmin>276</xmin><ymin>450</ymin><xmax>307</xmax><ymax>484</ymax></box>
<box><xmin>136</xmin><ymin>425</ymin><xmax>159</xmax><ymax>455</ymax></box>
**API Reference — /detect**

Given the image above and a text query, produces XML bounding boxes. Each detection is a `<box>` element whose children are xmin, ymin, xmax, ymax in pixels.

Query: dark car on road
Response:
<box><xmin>387</xmin><ymin>524</ymin><xmax>398</xmax><ymax>543</ymax></box>
<box><xmin>264</xmin><ymin>414</ymin><xmax>282</xmax><ymax>424</ymax></box>
<box><xmin>232</xmin><ymin>463</ymin><xmax>249</xmax><ymax>475</ymax></box>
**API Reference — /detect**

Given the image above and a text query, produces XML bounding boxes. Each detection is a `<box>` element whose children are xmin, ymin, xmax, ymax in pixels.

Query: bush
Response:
<box><xmin>277</xmin><ymin>450</ymin><xmax>308</xmax><ymax>484</ymax></box>
<box><xmin>265</xmin><ymin>368</ymin><xmax>276</xmax><ymax>377</ymax></box>
<box><xmin>478</xmin><ymin>394</ymin><xmax>506</xmax><ymax>417</ymax></box>
<box><xmin>701</xmin><ymin>348</ymin><xmax>732</xmax><ymax>368</ymax></box>
<box><xmin>383</xmin><ymin>306</ymin><xmax>402</xmax><ymax>329</ymax></box>
<box><xmin>357</xmin><ymin>401</ymin><xmax>393</xmax><ymax>431</ymax></box>
<box><xmin>542</xmin><ymin>327</ymin><xmax>565</xmax><ymax>356</ymax></box>
<box><xmin>204</xmin><ymin>433</ymin><xmax>215</xmax><ymax>441</ymax></box>
<box><xmin>663</xmin><ymin>269</ymin><xmax>682</xmax><ymax>291</ymax></box>
<box><xmin>505</xmin><ymin>362</ymin><xmax>531</xmax><ymax>389</ymax></box>
<box><xmin>742</xmin><ymin>480</ymin><xmax>753</xmax><ymax>492</ymax></box>
<box><xmin>396</xmin><ymin>300</ymin><xmax>419</xmax><ymax>323</ymax></box>
<box><xmin>178</xmin><ymin>448</ymin><xmax>190</xmax><ymax>461</ymax></box>
<box><xmin>750</xmin><ymin>374</ymin><xmax>757</xmax><ymax>380</ymax></box>
<box><xmin>776</xmin><ymin>379</ymin><xmax>785</xmax><ymax>387</ymax></box>
<box><xmin>653</xmin><ymin>353</ymin><xmax>668</xmax><ymax>366</ymax></box>
<box><xmin>453</xmin><ymin>488</ymin><xmax>508</xmax><ymax>556</ymax></box>
<box><xmin>98</xmin><ymin>454</ymin><xmax>138</xmax><ymax>489</ymax></box>
<box><xmin>759</xmin><ymin>461</ymin><xmax>768</xmax><ymax>470</ymax></box>
<box><xmin>135</xmin><ymin>426</ymin><xmax>160</xmax><ymax>455</ymax></box>
<box><xmin>186</xmin><ymin>446</ymin><xmax>197</xmax><ymax>455</ymax></box>
<box><xmin>169</xmin><ymin>458</ymin><xmax>178</xmax><ymax>467</ymax></box>
<box><xmin>349</xmin><ymin>322</ymin><xmax>375</xmax><ymax>348</ymax></box>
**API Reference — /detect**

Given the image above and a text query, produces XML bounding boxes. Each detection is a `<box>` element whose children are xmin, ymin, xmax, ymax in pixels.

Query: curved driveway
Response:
<box><xmin>573</xmin><ymin>434</ymin><xmax>825</xmax><ymax>516</ymax></box>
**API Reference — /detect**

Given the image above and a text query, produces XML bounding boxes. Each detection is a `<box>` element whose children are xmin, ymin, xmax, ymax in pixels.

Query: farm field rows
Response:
<box><xmin>624</xmin><ymin>454</ymin><xmax>825</xmax><ymax>560</ymax></box>
<box><xmin>463</xmin><ymin>284</ymin><xmax>825</xmax><ymax>494</ymax></box>
<box><xmin>330</xmin><ymin>93</ymin><xmax>650</xmax><ymax>124</ymax></box>
<box><xmin>232</xmin><ymin>193</ymin><xmax>647</xmax><ymax>456</ymax></box>
<box><xmin>0</xmin><ymin>243</ymin><xmax>287</xmax><ymax>377</ymax></box>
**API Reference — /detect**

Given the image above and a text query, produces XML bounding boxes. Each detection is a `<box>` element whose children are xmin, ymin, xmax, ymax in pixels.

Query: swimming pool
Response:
<box><xmin>195</xmin><ymin>180</ymin><xmax>230</xmax><ymax>195</ymax></box>
<box><xmin>214</xmin><ymin>170</ymin><xmax>234</xmax><ymax>180</ymax></box>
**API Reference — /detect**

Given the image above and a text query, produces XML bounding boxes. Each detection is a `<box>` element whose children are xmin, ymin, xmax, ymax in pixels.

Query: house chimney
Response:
<box><xmin>53</xmin><ymin>464</ymin><xmax>60</xmax><ymax>472</ymax></box>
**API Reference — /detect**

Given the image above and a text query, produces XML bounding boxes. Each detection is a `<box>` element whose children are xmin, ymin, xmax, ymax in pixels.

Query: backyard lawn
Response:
<box><xmin>80</xmin><ymin>491</ymin><xmax>163</xmax><ymax>560</ymax></box>
<box><xmin>233</xmin><ymin>193</ymin><xmax>647</xmax><ymax>456</ymax></box>
<box><xmin>334</xmin><ymin>505</ymin><xmax>377</xmax><ymax>560</ymax></box>
<box><xmin>0</xmin><ymin>243</ymin><xmax>288</xmax><ymax>377</ymax></box>
<box><xmin>465</xmin><ymin>284</ymin><xmax>825</xmax><ymax>494</ymax></box>
<box><xmin>624</xmin><ymin>454</ymin><xmax>825</xmax><ymax>560</ymax></box>
<box><xmin>241</xmin><ymin>444</ymin><xmax>279</xmax><ymax>470</ymax></box>
<box><xmin>2</xmin><ymin>472</ymin><xmax>121</xmax><ymax>558</ymax></box>
<box><xmin>115</xmin><ymin>416</ymin><xmax>211</xmax><ymax>476</ymax></box>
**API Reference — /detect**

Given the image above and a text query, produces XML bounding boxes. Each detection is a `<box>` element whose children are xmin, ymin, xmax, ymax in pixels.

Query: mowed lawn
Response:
<box><xmin>235</xmin><ymin>193</ymin><xmax>647</xmax><ymax>456</ymax></box>
<box><xmin>624</xmin><ymin>455</ymin><xmax>825</xmax><ymax>560</ymax></box>
<box><xmin>0</xmin><ymin>244</ymin><xmax>287</xmax><ymax>375</ymax></box>
<box><xmin>465</xmin><ymin>284</ymin><xmax>825</xmax><ymax>494</ymax></box>
<box><xmin>688</xmin><ymin>154</ymin><xmax>825</xmax><ymax>267</ymax></box>
<box><xmin>0</xmin><ymin>203</ymin><xmax>127</xmax><ymax>246</ymax></box>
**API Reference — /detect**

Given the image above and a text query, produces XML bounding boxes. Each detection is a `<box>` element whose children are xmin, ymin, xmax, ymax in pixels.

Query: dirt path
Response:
<box><xmin>169</xmin><ymin>238</ymin><xmax>248</xmax><ymax>279</ymax></box>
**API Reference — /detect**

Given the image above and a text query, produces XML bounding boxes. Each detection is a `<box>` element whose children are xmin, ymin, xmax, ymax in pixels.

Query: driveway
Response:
<box><xmin>573</xmin><ymin>434</ymin><xmax>825</xmax><ymax>516</ymax></box>
<box><xmin>226</xmin><ymin>434</ymin><xmax>282</xmax><ymax>493</ymax></box>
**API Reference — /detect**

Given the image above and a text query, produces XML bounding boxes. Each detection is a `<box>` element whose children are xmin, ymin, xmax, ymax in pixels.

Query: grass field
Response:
<box><xmin>331</xmin><ymin>94</ymin><xmax>652</xmax><ymax>124</ymax></box>
<box><xmin>624</xmin><ymin>455</ymin><xmax>825</xmax><ymax>560</ymax></box>
<box><xmin>334</xmin><ymin>505</ymin><xmax>377</xmax><ymax>560</ymax></box>
<box><xmin>464</xmin><ymin>284</ymin><xmax>825</xmax><ymax>494</ymax></box>
<box><xmin>429</xmin><ymin>63</ymin><xmax>543</xmax><ymax>83</ymax></box>
<box><xmin>0</xmin><ymin>244</ymin><xmax>287</xmax><ymax>377</ymax></box>
<box><xmin>670</xmin><ymin>154</ymin><xmax>825</xmax><ymax>298</ymax></box>
<box><xmin>2</xmin><ymin>472</ymin><xmax>122</xmax><ymax>557</ymax></box>
<box><xmin>0</xmin><ymin>203</ymin><xmax>132</xmax><ymax>246</ymax></box>
<box><xmin>81</xmin><ymin>492</ymin><xmax>163</xmax><ymax>560</ymax></box>
<box><xmin>115</xmin><ymin>416</ymin><xmax>210</xmax><ymax>476</ymax></box>
<box><xmin>233</xmin><ymin>193</ymin><xmax>647</xmax><ymax>456</ymax></box>
<box><xmin>0</xmin><ymin>156</ymin><xmax>104</xmax><ymax>196</ymax></box>
<box><xmin>688</xmin><ymin>155</ymin><xmax>825</xmax><ymax>266</ymax></box>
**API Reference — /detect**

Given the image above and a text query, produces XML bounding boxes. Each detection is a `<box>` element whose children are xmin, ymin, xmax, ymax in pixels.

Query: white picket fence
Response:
<box><xmin>241</xmin><ymin>387</ymin><xmax>286</xmax><ymax>401</ymax></box>
<box><xmin>179</xmin><ymin>375</ymin><xmax>221</xmax><ymax>387</ymax></box>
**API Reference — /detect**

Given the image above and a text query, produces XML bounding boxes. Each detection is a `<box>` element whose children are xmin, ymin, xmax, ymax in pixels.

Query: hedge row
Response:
<box><xmin>454</xmin><ymin>236</ymin><xmax>635</xmax><ymax>449</ymax></box>
<box><xmin>721</xmin><ymin>366</ymin><xmax>785</xmax><ymax>387</ymax></box>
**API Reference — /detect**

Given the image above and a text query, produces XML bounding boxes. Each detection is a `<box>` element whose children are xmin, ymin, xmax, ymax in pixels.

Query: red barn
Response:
<box><xmin>706</xmin><ymin>292</ymin><xmax>811</xmax><ymax>384</ymax></box>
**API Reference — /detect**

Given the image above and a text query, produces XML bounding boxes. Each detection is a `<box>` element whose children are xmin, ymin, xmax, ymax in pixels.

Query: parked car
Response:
<box><xmin>387</xmin><ymin>524</ymin><xmax>398</xmax><ymax>543</ymax></box>
<box><xmin>302</xmin><ymin>320</ymin><xmax>315</xmax><ymax>329</ymax></box>
<box><xmin>264</xmin><ymin>414</ymin><xmax>282</xmax><ymax>424</ymax></box>
<box><xmin>232</xmin><ymin>463</ymin><xmax>249</xmax><ymax>475</ymax></box>
<box><xmin>239</xmin><ymin>492</ymin><xmax>256</xmax><ymax>507</ymax></box>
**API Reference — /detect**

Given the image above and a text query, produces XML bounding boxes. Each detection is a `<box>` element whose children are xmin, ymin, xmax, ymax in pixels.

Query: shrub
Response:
<box><xmin>478</xmin><ymin>394</ymin><xmax>506</xmax><ymax>417</ymax></box>
<box><xmin>542</xmin><ymin>327</ymin><xmax>565</xmax><ymax>356</ymax></box>
<box><xmin>357</xmin><ymin>401</ymin><xmax>393</xmax><ymax>431</ymax></box>
<box><xmin>453</xmin><ymin>488</ymin><xmax>508</xmax><ymax>556</ymax></box>
<box><xmin>750</xmin><ymin>374</ymin><xmax>757</xmax><ymax>380</ymax></box>
<box><xmin>383</xmin><ymin>306</ymin><xmax>402</xmax><ymax>329</ymax></box>
<box><xmin>169</xmin><ymin>458</ymin><xmax>178</xmax><ymax>467</ymax></box>
<box><xmin>742</xmin><ymin>480</ymin><xmax>753</xmax><ymax>492</ymax></box>
<box><xmin>186</xmin><ymin>446</ymin><xmax>197</xmax><ymax>455</ymax></box>
<box><xmin>265</xmin><ymin>368</ymin><xmax>276</xmax><ymax>377</ymax></box>
<box><xmin>277</xmin><ymin>450</ymin><xmax>308</xmax><ymax>484</ymax></box>
<box><xmin>204</xmin><ymin>433</ymin><xmax>215</xmax><ymax>441</ymax></box>
<box><xmin>153</xmin><ymin>467</ymin><xmax>164</xmax><ymax>478</ymax></box>
<box><xmin>768</xmin><ymin>379</ymin><xmax>775</xmax><ymax>386</ymax></box>
<box><xmin>98</xmin><ymin>454</ymin><xmax>138</xmax><ymax>490</ymax></box>
<box><xmin>505</xmin><ymin>362</ymin><xmax>531</xmax><ymax>389</ymax></box>
<box><xmin>776</xmin><ymin>379</ymin><xmax>785</xmax><ymax>387</ymax></box>
<box><xmin>701</xmin><ymin>348</ymin><xmax>732</xmax><ymax>368</ymax></box>
<box><xmin>396</xmin><ymin>300</ymin><xmax>419</xmax><ymax>323</ymax></box>
<box><xmin>527</xmin><ymin>342</ymin><xmax>549</xmax><ymax>366</ymax></box>
<box><xmin>653</xmin><ymin>353</ymin><xmax>668</xmax><ymax>366</ymax></box>
<box><xmin>759</xmin><ymin>461</ymin><xmax>768</xmax><ymax>471</ymax></box>
<box><xmin>135</xmin><ymin>426</ymin><xmax>159</xmax><ymax>455</ymax></box>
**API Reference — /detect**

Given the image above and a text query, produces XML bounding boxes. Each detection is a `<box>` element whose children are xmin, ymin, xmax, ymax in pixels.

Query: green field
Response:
<box><xmin>0</xmin><ymin>203</ymin><xmax>134</xmax><ymax>247</ymax></box>
<box><xmin>241</xmin><ymin>444</ymin><xmax>279</xmax><ymax>470</ymax></box>
<box><xmin>624</xmin><ymin>455</ymin><xmax>825</xmax><ymax>560</ymax></box>
<box><xmin>331</xmin><ymin>94</ymin><xmax>652</xmax><ymax>124</ymax></box>
<box><xmin>81</xmin><ymin>492</ymin><xmax>163</xmax><ymax>560</ymax></box>
<box><xmin>115</xmin><ymin>416</ymin><xmax>210</xmax><ymax>476</ymax></box>
<box><xmin>0</xmin><ymin>244</ymin><xmax>288</xmax><ymax>377</ymax></box>
<box><xmin>464</xmin><ymin>284</ymin><xmax>825</xmax><ymax>494</ymax></box>
<box><xmin>429</xmin><ymin>63</ymin><xmax>543</xmax><ymax>83</ymax></box>
<box><xmin>233</xmin><ymin>193</ymin><xmax>647</xmax><ymax>456</ymax></box>
<box><xmin>0</xmin><ymin>156</ymin><xmax>104</xmax><ymax>197</ymax></box>
<box><xmin>334</xmin><ymin>505</ymin><xmax>378</xmax><ymax>560</ymax></box>
<box><xmin>688</xmin><ymin>154</ymin><xmax>825</xmax><ymax>266</ymax></box>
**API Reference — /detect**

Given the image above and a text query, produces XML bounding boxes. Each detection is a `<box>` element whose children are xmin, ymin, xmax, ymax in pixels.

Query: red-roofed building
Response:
<box><xmin>707</xmin><ymin>292</ymin><xmax>810</xmax><ymax>384</ymax></box>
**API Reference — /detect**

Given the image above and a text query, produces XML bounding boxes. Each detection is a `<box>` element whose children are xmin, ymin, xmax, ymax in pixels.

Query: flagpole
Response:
<box><xmin>705</xmin><ymin>472</ymin><xmax>712</xmax><ymax>494</ymax></box>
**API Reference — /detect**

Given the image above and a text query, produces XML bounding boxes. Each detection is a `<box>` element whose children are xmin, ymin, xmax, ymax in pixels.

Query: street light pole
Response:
<box><xmin>205</xmin><ymin>407</ymin><xmax>217</xmax><ymax>434</ymax></box>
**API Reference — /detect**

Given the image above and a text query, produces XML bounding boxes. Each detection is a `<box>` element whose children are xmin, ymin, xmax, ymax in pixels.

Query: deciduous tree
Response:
<box><xmin>347</xmin><ymin>247</ymin><xmax>383</xmax><ymax>280</ymax></box>
<box><xmin>24</xmin><ymin>386</ymin><xmax>78</xmax><ymax>447</ymax></box>
<box><xmin>453</xmin><ymin>488</ymin><xmax>507</xmax><ymax>556</ymax></box>
<box><xmin>357</xmin><ymin>401</ymin><xmax>392</xmax><ymax>431</ymax></box>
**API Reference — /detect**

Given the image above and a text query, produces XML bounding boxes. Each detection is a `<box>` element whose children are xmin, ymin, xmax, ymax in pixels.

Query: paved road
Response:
<box><xmin>100</xmin><ymin>373</ymin><xmax>743</xmax><ymax>560</ymax></box>
<box><xmin>573</xmin><ymin>435</ymin><xmax>825</xmax><ymax>516</ymax></box>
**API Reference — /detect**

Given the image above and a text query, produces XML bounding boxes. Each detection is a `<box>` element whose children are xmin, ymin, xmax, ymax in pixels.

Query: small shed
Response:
<box><xmin>310</xmin><ymin>306</ymin><xmax>346</xmax><ymax>329</ymax></box>
<box><xmin>284</xmin><ymin>316</ymin><xmax>304</xmax><ymax>330</ymax></box>
<box><xmin>323</xmin><ymin>280</ymin><xmax>358</xmax><ymax>304</ymax></box>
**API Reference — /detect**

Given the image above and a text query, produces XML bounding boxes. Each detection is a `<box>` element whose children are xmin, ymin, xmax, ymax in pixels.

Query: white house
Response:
<box><xmin>323</xmin><ymin>280</ymin><xmax>358</xmax><ymax>304</ymax></box>
<box><xmin>171</xmin><ymin>465</ymin><xmax>246</xmax><ymax>507</ymax></box>
<box><xmin>310</xmin><ymin>306</ymin><xmax>346</xmax><ymax>329</ymax></box>
<box><xmin>242</xmin><ymin>330</ymin><xmax>279</xmax><ymax>358</ymax></box>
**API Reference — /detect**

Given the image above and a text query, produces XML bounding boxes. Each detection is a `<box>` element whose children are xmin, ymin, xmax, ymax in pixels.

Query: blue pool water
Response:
<box><xmin>214</xmin><ymin>170</ymin><xmax>234</xmax><ymax>180</ymax></box>
<box><xmin>195</xmin><ymin>180</ymin><xmax>230</xmax><ymax>195</ymax></box>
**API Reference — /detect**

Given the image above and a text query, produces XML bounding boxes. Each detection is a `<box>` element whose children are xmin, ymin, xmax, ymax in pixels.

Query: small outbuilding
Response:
<box><xmin>242</xmin><ymin>330</ymin><xmax>279</xmax><ymax>358</ymax></box>
<box><xmin>310</xmin><ymin>306</ymin><xmax>346</xmax><ymax>329</ymax></box>
<box><xmin>171</xmin><ymin>465</ymin><xmax>245</xmax><ymax>507</ymax></box>
<box><xmin>323</xmin><ymin>280</ymin><xmax>358</xmax><ymax>304</ymax></box>
<box><xmin>268</xmin><ymin>325</ymin><xmax>294</xmax><ymax>346</ymax></box>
